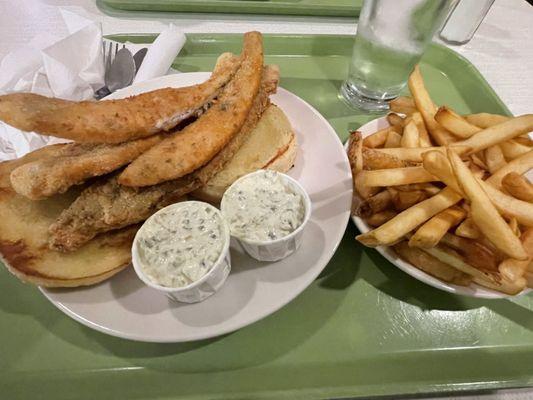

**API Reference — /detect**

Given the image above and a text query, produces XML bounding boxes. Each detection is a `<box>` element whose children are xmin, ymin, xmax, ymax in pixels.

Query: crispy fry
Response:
<box><xmin>521</xmin><ymin>228</ymin><xmax>533</xmax><ymax>258</ymax></box>
<box><xmin>354</xmin><ymin>172</ymin><xmax>379</xmax><ymax>200</ymax></box>
<box><xmin>394</xmin><ymin>241</ymin><xmax>471</xmax><ymax>284</ymax></box>
<box><xmin>357</xmin><ymin>190</ymin><xmax>392</xmax><ymax>218</ymax></box>
<box><xmin>389</xmin><ymin>96</ymin><xmax>416</xmax><ymax>115</ymax></box>
<box><xmin>391</xmin><ymin>190</ymin><xmax>428</xmax><ymax>211</ymax></box>
<box><xmin>408</xmin><ymin>206</ymin><xmax>466</xmax><ymax>248</ymax></box>
<box><xmin>448</xmin><ymin>149</ymin><xmax>528</xmax><ymax>260</ymax></box>
<box><xmin>347</xmin><ymin>131</ymin><xmax>364</xmax><ymax>174</ymax></box>
<box><xmin>384</xmin><ymin>131</ymin><xmax>402</xmax><ymax>148</ymax></box>
<box><xmin>422</xmin><ymin>150</ymin><xmax>464</xmax><ymax>194</ymax></box>
<box><xmin>502</xmin><ymin>172</ymin><xmax>533</xmax><ymax>202</ymax></box>
<box><xmin>500</xmin><ymin>140</ymin><xmax>531</xmax><ymax>160</ymax></box>
<box><xmin>356</xmin><ymin>187</ymin><xmax>462</xmax><ymax>247</ymax></box>
<box><xmin>367</xmin><ymin>210</ymin><xmax>397</xmax><ymax>227</ymax></box>
<box><xmin>464</xmin><ymin>113</ymin><xmax>510</xmax><ymax>128</ymax></box>
<box><xmin>477</xmin><ymin>178</ymin><xmax>533</xmax><ymax>227</ymax></box>
<box><xmin>484</xmin><ymin>145</ymin><xmax>507</xmax><ymax>174</ymax></box>
<box><xmin>499</xmin><ymin>258</ymin><xmax>529</xmax><ymax>282</ymax></box>
<box><xmin>358</xmin><ymin>167</ymin><xmax>437</xmax><ymax>187</ymax></box>
<box><xmin>401</xmin><ymin>120</ymin><xmax>420</xmax><ymax>148</ymax></box>
<box><xmin>373</xmin><ymin>146</ymin><xmax>456</xmax><ymax>162</ymax></box>
<box><xmin>411</xmin><ymin>112</ymin><xmax>432</xmax><ymax>147</ymax></box>
<box><xmin>362</xmin><ymin>148</ymin><xmax>412</xmax><ymax>170</ymax></box>
<box><xmin>451</xmin><ymin>115</ymin><xmax>533</xmax><ymax>154</ymax></box>
<box><xmin>435</xmin><ymin>106</ymin><xmax>481</xmax><ymax>138</ymax></box>
<box><xmin>470</xmin><ymin>153</ymin><xmax>488</xmax><ymax>171</ymax></box>
<box><xmin>455</xmin><ymin>218</ymin><xmax>480</xmax><ymax>239</ymax></box>
<box><xmin>387</xmin><ymin>113</ymin><xmax>405</xmax><ymax>128</ymax></box>
<box><xmin>440</xmin><ymin>233</ymin><xmax>500</xmax><ymax>271</ymax></box>
<box><xmin>509</xmin><ymin>217</ymin><xmax>521</xmax><ymax>237</ymax></box>
<box><xmin>486</xmin><ymin>150</ymin><xmax>533</xmax><ymax>189</ymax></box>
<box><xmin>408</xmin><ymin>65</ymin><xmax>456</xmax><ymax>145</ymax></box>
<box><xmin>514</xmin><ymin>136</ymin><xmax>533</xmax><ymax>147</ymax></box>
<box><xmin>363</xmin><ymin>127</ymin><xmax>398</xmax><ymax>148</ymax></box>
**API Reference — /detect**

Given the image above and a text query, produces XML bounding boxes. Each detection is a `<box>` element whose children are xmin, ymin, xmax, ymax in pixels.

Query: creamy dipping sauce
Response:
<box><xmin>137</xmin><ymin>202</ymin><xmax>226</xmax><ymax>288</ymax></box>
<box><xmin>222</xmin><ymin>170</ymin><xmax>305</xmax><ymax>242</ymax></box>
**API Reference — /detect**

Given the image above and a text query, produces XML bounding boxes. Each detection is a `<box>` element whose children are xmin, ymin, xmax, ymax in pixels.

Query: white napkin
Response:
<box><xmin>0</xmin><ymin>9</ymin><xmax>186</xmax><ymax>161</ymax></box>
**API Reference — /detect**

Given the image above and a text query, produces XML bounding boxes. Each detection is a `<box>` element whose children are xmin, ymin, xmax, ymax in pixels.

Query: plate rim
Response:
<box><xmin>349</xmin><ymin>116</ymin><xmax>531</xmax><ymax>300</ymax></box>
<box><xmin>40</xmin><ymin>72</ymin><xmax>353</xmax><ymax>342</ymax></box>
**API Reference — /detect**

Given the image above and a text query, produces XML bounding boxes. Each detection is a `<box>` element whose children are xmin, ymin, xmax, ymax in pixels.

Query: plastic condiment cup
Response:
<box><xmin>221</xmin><ymin>170</ymin><xmax>312</xmax><ymax>262</ymax></box>
<box><xmin>131</xmin><ymin>201</ymin><xmax>231</xmax><ymax>303</ymax></box>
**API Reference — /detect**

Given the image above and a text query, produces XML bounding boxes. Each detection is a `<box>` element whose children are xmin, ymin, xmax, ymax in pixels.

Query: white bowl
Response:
<box><xmin>132</xmin><ymin>201</ymin><xmax>231</xmax><ymax>303</ymax></box>
<box><xmin>221</xmin><ymin>170</ymin><xmax>312</xmax><ymax>262</ymax></box>
<box><xmin>351</xmin><ymin>116</ymin><xmax>531</xmax><ymax>299</ymax></box>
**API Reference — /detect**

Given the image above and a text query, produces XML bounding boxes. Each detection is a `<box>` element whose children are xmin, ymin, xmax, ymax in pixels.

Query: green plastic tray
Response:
<box><xmin>2</xmin><ymin>34</ymin><xmax>532</xmax><ymax>400</ymax></box>
<box><xmin>99</xmin><ymin>0</ymin><xmax>362</xmax><ymax>17</ymax></box>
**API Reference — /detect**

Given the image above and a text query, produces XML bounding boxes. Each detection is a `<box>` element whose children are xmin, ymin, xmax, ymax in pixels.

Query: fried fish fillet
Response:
<box><xmin>10</xmin><ymin>135</ymin><xmax>163</xmax><ymax>200</ymax></box>
<box><xmin>0</xmin><ymin>143</ymin><xmax>68</xmax><ymax>188</ymax></box>
<box><xmin>48</xmin><ymin>64</ymin><xmax>279</xmax><ymax>252</ymax></box>
<box><xmin>0</xmin><ymin>53</ymin><xmax>240</xmax><ymax>144</ymax></box>
<box><xmin>118</xmin><ymin>31</ymin><xmax>264</xmax><ymax>187</ymax></box>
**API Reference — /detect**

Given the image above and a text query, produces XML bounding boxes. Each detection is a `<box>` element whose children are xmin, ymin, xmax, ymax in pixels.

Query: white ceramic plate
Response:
<box><xmin>40</xmin><ymin>73</ymin><xmax>353</xmax><ymax>342</ymax></box>
<box><xmin>351</xmin><ymin>116</ymin><xmax>531</xmax><ymax>299</ymax></box>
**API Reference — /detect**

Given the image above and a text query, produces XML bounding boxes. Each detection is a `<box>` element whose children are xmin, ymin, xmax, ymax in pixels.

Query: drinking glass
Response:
<box><xmin>341</xmin><ymin>0</ymin><xmax>458</xmax><ymax>112</ymax></box>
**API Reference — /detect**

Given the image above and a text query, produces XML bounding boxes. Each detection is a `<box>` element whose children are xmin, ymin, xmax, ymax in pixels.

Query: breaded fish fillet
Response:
<box><xmin>48</xmin><ymin>64</ymin><xmax>279</xmax><ymax>252</ymax></box>
<box><xmin>0</xmin><ymin>144</ymin><xmax>68</xmax><ymax>189</ymax></box>
<box><xmin>10</xmin><ymin>135</ymin><xmax>163</xmax><ymax>200</ymax></box>
<box><xmin>0</xmin><ymin>53</ymin><xmax>240</xmax><ymax>144</ymax></box>
<box><xmin>118</xmin><ymin>31</ymin><xmax>264</xmax><ymax>187</ymax></box>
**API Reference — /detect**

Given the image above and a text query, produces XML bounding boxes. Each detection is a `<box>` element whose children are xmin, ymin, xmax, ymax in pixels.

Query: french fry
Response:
<box><xmin>521</xmin><ymin>228</ymin><xmax>533</xmax><ymax>258</ymax></box>
<box><xmin>364</xmin><ymin>127</ymin><xmax>397</xmax><ymax>148</ymax></box>
<box><xmin>358</xmin><ymin>167</ymin><xmax>437</xmax><ymax>187</ymax></box>
<box><xmin>451</xmin><ymin>115</ymin><xmax>533</xmax><ymax>154</ymax></box>
<box><xmin>408</xmin><ymin>206</ymin><xmax>466</xmax><ymax>248</ymax></box>
<box><xmin>509</xmin><ymin>217</ymin><xmax>520</xmax><ymax>237</ymax></box>
<box><xmin>500</xmin><ymin>140</ymin><xmax>531</xmax><ymax>160</ymax></box>
<box><xmin>448</xmin><ymin>149</ymin><xmax>528</xmax><ymax>260</ymax></box>
<box><xmin>367</xmin><ymin>210</ymin><xmax>397</xmax><ymax>227</ymax></box>
<box><xmin>354</xmin><ymin>172</ymin><xmax>379</xmax><ymax>200</ymax></box>
<box><xmin>384</xmin><ymin>131</ymin><xmax>402</xmax><ymax>148</ymax></box>
<box><xmin>440</xmin><ymin>233</ymin><xmax>500</xmax><ymax>271</ymax></box>
<box><xmin>387</xmin><ymin>113</ymin><xmax>405</xmax><ymax>128</ymax></box>
<box><xmin>362</xmin><ymin>148</ymin><xmax>412</xmax><ymax>170</ymax></box>
<box><xmin>347</xmin><ymin>131</ymin><xmax>364</xmax><ymax>174</ymax></box>
<box><xmin>391</xmin><ymin>190</ymin><xmax>428</xmax><ymax>211</ymax></box>
<box><xmin>394</xmin><ymin>241</ymin><xmax>471</xmax><ymax>284</ymax></box>
<box><xmin>401</xmin><ymin>120</ymin><xmax>420</xmax><ymax>148</ymax></box>
<box><xmin>455</xmin><ymin>218</ymin><xmax>480</xmax><ymax>239</ymax></box>
<box><xmin>514</xmin><ymin>136</ymin><xmax>533</xmax><ymax>147</ymax></box>
<box><xmin>464</xmin><ymin>113</ymin><xmax>510</xmax><ymax>128</ymax></box>
<box><xmin>477</xmin><ymin>178</ymin><xmax>533</xmax><ymax>227</ymax></box>
<box><xmin>484</xmin><ymin>145</ymin><xmax>507</xmax><ymax>174</ymax></box>
<box><xmin>471</xmin><ymin>274</ymin><xmax>526</xmax><ymax>295</ymax></box>
<box><xmin>470</xmin><ymin>153</ymin><xmax>488</xmax><ymax>171</ymax></box>
<box><xmin>435</xmin><ymin>106</ymin><xmax>481</xmax><ymax>138</ymax></box>
<box><xmin>499</xmin><ymin>258</ymin><xmax>529</xmax><ymax>282</ymax></box>
<box><xmin>389</xmin><ymin>96</ymin><xmax>417</xmax><ymax>115</ymax></box>
<box><xmin>357</xmin><ymin>190</ymin><xmax>393</xmax><ymax>218</ymax></box>
<box><xmin>356</xmin><ymin>187</ymin><xmax>462</xmax><ymax>247</ymax></box>
<box><xmin>412</xmin><ymin>112</ymin><xmax>432</xmax><ymax>147</ymax></box>
<box><xmin>395</xmin><ymin>183</ymin><xmax>441</xmax><ymax>195</ymax></box>
<box><xmin>502</xmin><ymin>172</ymin><xmax>533</xmax><ymax>202</ymax></box>
<box><xmin>408</xmin><ymin>65</ymin><xmax>457</xmax><ymax>145</ymax></box>
<box><xmin>422</xmin><ymin>150</ymin><xmax>464</xmax><ymax>194</ymax></box>
<box><xmin>374</xmin><ymin>146</ymin><xmax>461</xmax><ymax>162</ymax></box>
<box><xmin>486</xmin><ymin>150</ymin><xmax>533</xmax><ymax>189</ymax></box>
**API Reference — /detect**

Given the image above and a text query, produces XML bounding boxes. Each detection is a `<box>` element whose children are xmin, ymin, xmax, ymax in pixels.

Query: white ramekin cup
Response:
<box><xmin>220</xmin><ymin>170</ymin><xmax>312</xmax><ymax>262</ymax></box>
<box><xmin>132</xmin><ymin>201</ymin><xmax>231</xmax><ymax>303</ymax></box>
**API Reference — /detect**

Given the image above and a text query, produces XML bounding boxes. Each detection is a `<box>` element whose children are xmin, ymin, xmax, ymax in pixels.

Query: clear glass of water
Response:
<box><xmin>341</xmin><ymin>0</ymin><xmax>458</xmax><ymax>112</ymax></box>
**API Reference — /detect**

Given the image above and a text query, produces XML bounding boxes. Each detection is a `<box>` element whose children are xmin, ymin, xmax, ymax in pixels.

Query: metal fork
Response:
<box><xmin>95</xmin><ymin>41</ymin><xmax>126</xmax><ymax>99</ymax></box>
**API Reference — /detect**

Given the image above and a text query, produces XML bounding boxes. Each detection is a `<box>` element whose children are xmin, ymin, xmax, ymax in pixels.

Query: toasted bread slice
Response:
<box><xmin>0</xmin><ymin>188</ymin><xmax>137</xmax><ymax>287</ymax></box>
<box><xmin>193</xmin><ymin>104</ymin><xmax>296</xmax><ymax>203</ymax></box>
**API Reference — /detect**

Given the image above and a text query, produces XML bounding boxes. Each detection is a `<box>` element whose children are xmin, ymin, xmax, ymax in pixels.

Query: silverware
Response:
<box><xmin>95</xmin><ymin>41</ymin><xmax>136</xmax><ymax>100</ymax></box>
<box><xmin>133</xmin><ymin>48</ymin><xmax>148</xmax><ymax>74</ymax></box>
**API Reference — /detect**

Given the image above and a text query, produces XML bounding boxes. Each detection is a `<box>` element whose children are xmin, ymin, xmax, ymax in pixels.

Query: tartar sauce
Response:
<box><xmin>221</xmin><ymin>170</ymin><xmax>305</xmax><ymax>242</ymax></box>
<box><xmin>137</xmin><ymin>202</ymin><xmax>226</xmax><ymax>288</ymax></box>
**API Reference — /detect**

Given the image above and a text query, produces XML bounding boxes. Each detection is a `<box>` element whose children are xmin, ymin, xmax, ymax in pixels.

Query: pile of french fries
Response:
<box><xmin>348</xmin><ymin>65</ymin><xmax>533</xmax><ymax>295</ymax></box>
